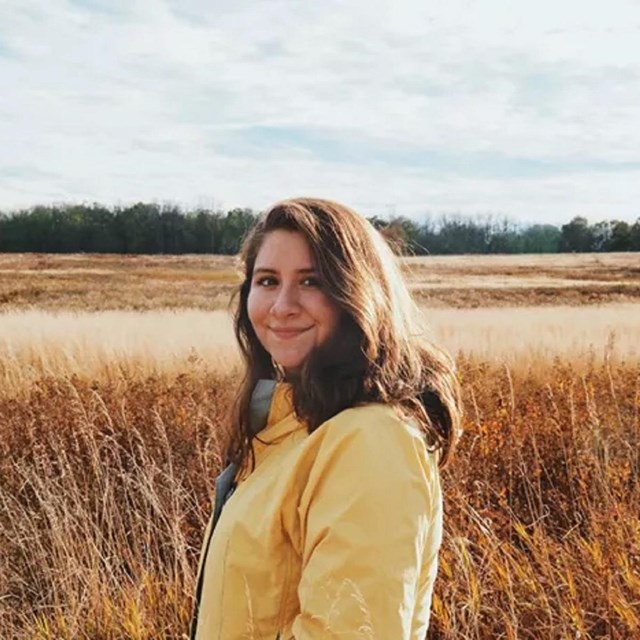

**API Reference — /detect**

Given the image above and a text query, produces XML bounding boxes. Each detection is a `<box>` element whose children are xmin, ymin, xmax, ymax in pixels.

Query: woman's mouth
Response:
<box><xmin>270</xmin><ymin>327</ymin><xmax>312</xmax><ymax>339</ymax></box>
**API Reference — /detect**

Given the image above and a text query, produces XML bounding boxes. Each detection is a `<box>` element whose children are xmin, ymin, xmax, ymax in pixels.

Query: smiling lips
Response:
<box><xmin>270</xmin><ymin>327</ymin><xmax>312</xmax><ymax>339</ymax></box>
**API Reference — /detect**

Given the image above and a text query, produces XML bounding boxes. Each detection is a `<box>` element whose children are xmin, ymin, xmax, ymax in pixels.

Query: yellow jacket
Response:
<box><xmin>192</xmin><ymin>382</ymin><xmax>442</xmax><ymax>639</ymax></box>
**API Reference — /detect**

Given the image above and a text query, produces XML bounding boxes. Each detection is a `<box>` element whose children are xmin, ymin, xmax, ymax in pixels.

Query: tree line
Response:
<box><xmin>0</xmin><ymin>203</ymin><xmax>639</xmax><ymax>255</ymax></box>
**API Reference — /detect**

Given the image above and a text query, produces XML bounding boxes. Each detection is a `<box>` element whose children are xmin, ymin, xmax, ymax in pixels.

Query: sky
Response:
<box><xmin>1</xmin><ymin>0</ymin><xmax>640</xmax><ymax>225</ymax></box>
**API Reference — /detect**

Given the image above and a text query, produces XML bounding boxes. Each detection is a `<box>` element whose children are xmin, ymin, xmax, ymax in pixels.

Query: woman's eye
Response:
<box><xmin>255</xmin><ymin>276</ymin><xmax>277</xmax><ymax>287</ymax></box>
<box><xmin>301</xmin><ymin>277</ymin><xmax>320</xmax><ymax>287</ymax></box>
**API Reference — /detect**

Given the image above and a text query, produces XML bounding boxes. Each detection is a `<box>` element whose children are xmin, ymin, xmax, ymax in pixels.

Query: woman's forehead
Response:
<box><xmin>254</xmin><ymin>230</ymin><xmax>316</xmax><ymax>270</ymax></box>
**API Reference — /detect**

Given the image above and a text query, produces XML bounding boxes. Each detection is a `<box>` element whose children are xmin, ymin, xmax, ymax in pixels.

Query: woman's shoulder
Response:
<box><xmin>300</xmin><ymin>402</ymin><xmax>441</xmax><ymax>499</ymax></box>
<box><xmin>313</xmin><ymin>402</ymin><xmax>431</xmax><ymax>459</ymax></box>
<box><xmin>329</xmin><ymin>402</ymin><xmax>422</xmax><ymax>434</ymax></box>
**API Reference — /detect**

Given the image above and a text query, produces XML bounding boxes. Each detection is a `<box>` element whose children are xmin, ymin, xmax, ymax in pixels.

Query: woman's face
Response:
<box><xmin>247</xmin><ymin>230</ymin><xmax>341</xmax><ymax>374</ymax></box>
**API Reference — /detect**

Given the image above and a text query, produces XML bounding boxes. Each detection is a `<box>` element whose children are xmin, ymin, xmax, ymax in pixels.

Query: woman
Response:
<box><xmin>190</xmin><ymin>198</ymin><xmax>461</xmax><ymax>639</ymax></box>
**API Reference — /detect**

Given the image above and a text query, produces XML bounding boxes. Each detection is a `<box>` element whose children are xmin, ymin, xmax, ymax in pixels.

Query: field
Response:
<box><xmin>2</xmin><ymin>251</ymin><xmax>640</xmax><ymax>311</ymax></box>
<box><xmin>1</xmin><ymin>252</ymin><xmax>639</xmax><ymax>639</ymax></box>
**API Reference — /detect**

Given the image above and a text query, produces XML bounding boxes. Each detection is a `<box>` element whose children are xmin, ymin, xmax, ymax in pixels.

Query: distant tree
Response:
<box><xmin>187</xmin><ymin>209</ymin><xmax>223</xmax><ymax>253</ymax></box>
<box><xmin>560</xmin><ymin>216</ymin><xmax>594</xmax><ymax>252</ymax></box>
<box><xmin>26</xmin><ymin>206</ymin><xmax>57</xmax><ymax>252</ymax></box>
<box><xmin>116</xmin><ymin>202</ymin><xmax>162</xmax><ymax>253</ymax></box>
<box><xmin>591</xmin><ymin>220</ymin><xmax>613</xmax><ymax>252</ymax></box>
<box><xmin>81</xmin><ymin>204</ymin><xmax>118</xmax><ymax>252</ymax></box>
<box><xmin>0</xmin><ymin>209</ymin><xmax>38</xmax><ymax>251</ymax></box>
<box><xmin>520</xmin><ymin>224</ymin><xmax>561</xmax><ymax>253</ymax></box>
<box><xmin>608</xmin><ymin>220</ymin><xmax>632</xmax><ymax>251</ymax></box>
<box><xmin>1</xmin><ymin>202</ymin><xmax>638</xmax><ymax>255</ymax></box>
<box><xmin>487</xmin><ymin>216</ymin><xmax>521</xmax><ymax>254</ymax></box>
<box><xmin>589</xmin><ymin>219</ymin><xmax>633</xmax><ymax>252</ymax></box>
<box><xmin>159</xmin><ymin>204</ymin><xmax>185</xmax><ymax>253</ymax></box>
<box><xmin>630</xmin><ymin>218</ymin><xmax>640</xmax><ymax>251</ymax></box>
<box><xmin>415</xmin><ymin>217</ymin><xmax>439</xmax><ymax>255</ymax></box>
<box><xmin>220</xmin><ymin>208</ymin><xmax>257</xmax><ymax>254</ymax></box>
<box><xmin>436</xmin><ymin>215</ymin><xmax>490</xmax><ymax>254</ymax></box>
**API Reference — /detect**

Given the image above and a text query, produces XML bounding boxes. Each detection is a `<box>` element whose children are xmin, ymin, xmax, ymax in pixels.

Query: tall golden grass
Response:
<box><xmin>2</xmin><ymin>304</ymin><xmax>639</xmax><ymax>395</ymax></box>
<box><xmin>1</xmin><ymin>346</ymin><xmax>638</xmax><ymax>638</ymax></box>
<box><xmin>1</xmin><ymin>252</ymin><xmax>639</xmax><ymax>639</ymax></box>
<box><xmin>0</xmin><ymin>370</ymin><xmax>235</xmax><ymax>639</ymax></box>
<box><xmin>0</xmin><ymin>310</ymin><xmax>238</xmax><ymax>396</ymax></box>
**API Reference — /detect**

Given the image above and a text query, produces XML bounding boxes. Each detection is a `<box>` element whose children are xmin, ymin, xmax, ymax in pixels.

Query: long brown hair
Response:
<box><xmin>227</xmin><ymin>198</ymin><xmax>462</xmax><ymax>469</ymax></box>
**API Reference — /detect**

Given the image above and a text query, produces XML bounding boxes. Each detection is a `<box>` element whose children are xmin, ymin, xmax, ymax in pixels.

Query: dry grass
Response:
<box><xmin>0</xmin><ymin>358</ymin><xmax>638</xmax><ymax>639</ymax></box>
<box><xmin>1</xmin><ymin>252</ymin><xmax>639</xmax><ymax>311</ymax></box>
<box><xmin>0</xmin><ymin>370</ymin><xmax>236</xmax><ymax>640</ymax></box>
<box><xmin>1</xmin><ymin>251</ymin><xmax>639</xmax><ymax>638</ymax></box>
<box><xmin>0</xmin><ymin>310</ymin><xmax>239</xmax><ymax>396</ymax></box>
<box><xmin>1</xmin><ymin>304</ymin><xmax>639</xmax><ymax>398</ymax></box>
<box><xmin>403</xmin><ymin>252</ymin><xmax>640</xmax><ymax>308</ymax></box>
<box><xmin>425</xmin><ymin>303</ymin><xmax>640</xmax><ymax>366</ymax></box>
<box><xmin>435</xmin><ymin>357</ymin><xmax>640</xmax><ymax>639</ymax></box>
<box><xmin>0</xmin><ymin>254</ymin><xmax>240</xmax><ymax>312</ymax></box>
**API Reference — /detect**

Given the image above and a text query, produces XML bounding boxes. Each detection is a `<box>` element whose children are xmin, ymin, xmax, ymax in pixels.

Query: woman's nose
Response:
<box><xmin>271</xmin><ymin>284</ymin><xmax>300</xmax><ymax>317</ymax></box>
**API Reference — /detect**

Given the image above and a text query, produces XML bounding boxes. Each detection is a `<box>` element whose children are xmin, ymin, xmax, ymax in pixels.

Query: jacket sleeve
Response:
<box><xmin>289</xmin><ymin>407</ymin><xmax>443</xmax><ymax>640</ymax></box>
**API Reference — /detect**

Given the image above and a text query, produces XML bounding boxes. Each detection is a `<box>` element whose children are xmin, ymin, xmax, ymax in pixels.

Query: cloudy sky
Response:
<box><xmin>1</xmin><ymin>0</ymin><xmax>639</xmax><ymax>224</ymax></box>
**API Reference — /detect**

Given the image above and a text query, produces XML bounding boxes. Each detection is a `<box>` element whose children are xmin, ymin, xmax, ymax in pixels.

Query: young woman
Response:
<box><xmin>190</xmin><ymin>198</ymin><xmax>461</xmax><ymax>639</ymax></box>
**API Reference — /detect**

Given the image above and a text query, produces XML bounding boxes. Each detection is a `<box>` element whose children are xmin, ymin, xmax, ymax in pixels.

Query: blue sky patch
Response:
<box><xmin>220</xmin><ymin>125</ymin><xmax>640</xmax><ymax>180</ymax></box>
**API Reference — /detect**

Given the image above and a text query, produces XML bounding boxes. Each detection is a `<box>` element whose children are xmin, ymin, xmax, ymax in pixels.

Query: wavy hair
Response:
<box><xmin>227</xmin><ymin>198</ymin><xmax>462</xmax><ymax>469</ymax></box>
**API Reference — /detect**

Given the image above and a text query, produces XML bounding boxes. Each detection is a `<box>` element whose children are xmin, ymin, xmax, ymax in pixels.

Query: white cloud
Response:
<box><xmin>0</xmin><ymin>0</ymin><xmax>639</xmax><ymax>224</ymax></box>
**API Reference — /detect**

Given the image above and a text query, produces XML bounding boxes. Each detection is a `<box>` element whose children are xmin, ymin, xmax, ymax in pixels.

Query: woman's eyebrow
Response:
<box><xmin>253</xmin><ymin>267</ymin><xmax>317</xmax><ymax>274</ymax></box>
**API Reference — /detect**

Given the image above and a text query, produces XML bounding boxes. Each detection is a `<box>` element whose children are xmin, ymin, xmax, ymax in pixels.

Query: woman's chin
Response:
<box><xmin>271</xmin><ymin>347</ymin><xmax>308</xmax><ymax>369</ymax></box>
<box><xmin>278</xmin><ymin>360</ymin><xmax>303</xmax><ymax>373</ymax></box>
<box><xmin>273</xmin><ymin>355</ymin><xmax>305</xmax><ymax>375</ymax></box>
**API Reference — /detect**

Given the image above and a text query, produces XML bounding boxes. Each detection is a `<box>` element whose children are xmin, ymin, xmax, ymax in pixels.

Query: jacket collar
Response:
<box><xmin>251</xmin><ymin>380</ymin><xmax>304</xmax><ymax>444</ymax></box>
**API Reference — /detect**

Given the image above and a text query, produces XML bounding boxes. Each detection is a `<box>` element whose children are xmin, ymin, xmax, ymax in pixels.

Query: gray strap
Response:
<box><xmin>214</xmin><ymin>379</ymin><xmax>277</xmax><ymax>523</ymax></box>
<box><xmin>212</xmin><ymin>462</ymin><xmax>239</xmax><ymax>528</ymax></box>
<box><xmin>189</xmin><ymin>379</ymin><xmax>278</xmax><ymax>639</ymax></box>
<box><xmin>248</xmin><ymin>378</ymin><xmax>278</xmax><ymax>436</ymax></box>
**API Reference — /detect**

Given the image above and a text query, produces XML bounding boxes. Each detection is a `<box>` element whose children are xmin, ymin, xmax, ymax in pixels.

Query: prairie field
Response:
<box><xmin>1</xmin><ymin>252</ymin><xmax>639</xmax><ymax>639</ymax></box>
<box><xmin>2</xmin><ymin>251</ymin><xmax>640</xmax><ymax>311</ymax></box>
